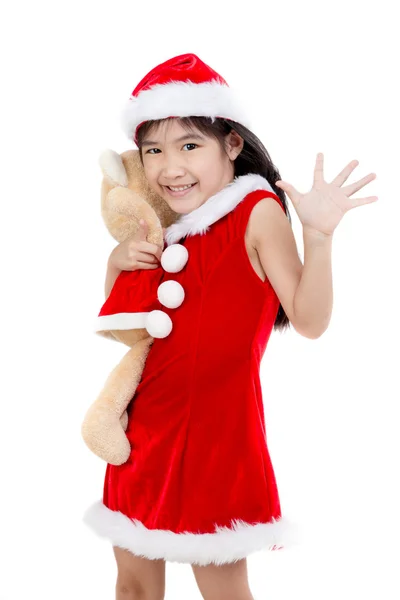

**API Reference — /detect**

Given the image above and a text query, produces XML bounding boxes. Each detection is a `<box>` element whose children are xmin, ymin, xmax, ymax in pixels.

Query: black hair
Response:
<box><xmin>136</xmin><ymin>116</ymin><xmax>293</xmax><ymax>333</ymax></box>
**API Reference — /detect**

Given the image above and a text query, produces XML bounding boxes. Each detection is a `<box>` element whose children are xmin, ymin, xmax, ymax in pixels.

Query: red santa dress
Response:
<box><xmin>83</xmin><ymin>173</ymin><xmax>302</xmax><ymax>565</ymax></box>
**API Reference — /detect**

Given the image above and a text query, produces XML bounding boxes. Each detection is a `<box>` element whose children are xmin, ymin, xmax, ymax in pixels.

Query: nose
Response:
<box><xmin>160</xmin><ymin>154</ymin><xmax>186</xmax><ymax>179</ymax></box>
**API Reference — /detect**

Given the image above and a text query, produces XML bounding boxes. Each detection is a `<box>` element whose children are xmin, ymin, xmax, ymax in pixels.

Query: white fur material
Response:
<box><xmin>157</xmin><ymin>280</ymin><xmax>185</xmax><ymax>309</ymax></box>
<box><xmin>164</xmin><ymin>174</ymin><xmax>276</xmax><ymax>246</ymax></box>
<box><xmin>98</xmin><ymin>149</ymin><xmax>128</xmax><ymax>187</ymax></box>
<box><xmin>145</xmin><ymin>310</ymin><xmax>173</xmax><ymax>338</ymax></box>
<box><xmin>160</xmin><ymin>243</ymin><xmax>189</xmax><ymax>272</ymax></box>
<box><xmin>120</xmin><ymin>81</ymin><xmax>252</xmax><ymax>141</ymax></box>
<box><xmin>83</xmin><ymin>500</ymin><xmax>302</xmax><ymax>566</ymax></box>
<box><xmin>95</xmin><ymin>312</ymin><xmax>149</xmax><ymax>334</ymax></box>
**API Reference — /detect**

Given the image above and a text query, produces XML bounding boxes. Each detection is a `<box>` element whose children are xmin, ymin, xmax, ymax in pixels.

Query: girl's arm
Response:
<box><xmin>105</xmin><ymin>258</ymin><xmax>122</xmax><ymax>299</ymax></box>
<box><xmin>293</xmin><ymin>228</ymin><xmax>333</xmax><ymax>337</ymax></box>
<box><xmin>248</xmin><ymin>197</ymin><xmax>332</xmax><ymax>339</ymax></box>
<box><xmin>254</xmin><ymin>153</ymin><xmax>376</xmax><ymax>337</ymax></box>
<box><xmin>103</xmin><ymin>220</ymin><xmax>163</xmax><ymax>300</ymax></box>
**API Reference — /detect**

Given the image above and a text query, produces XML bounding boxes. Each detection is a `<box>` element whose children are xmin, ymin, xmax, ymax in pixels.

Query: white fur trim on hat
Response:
<box><xmin>121</xmin><ymin>81</ymin><xmax>252</xmax><ymax>142</ymax></box>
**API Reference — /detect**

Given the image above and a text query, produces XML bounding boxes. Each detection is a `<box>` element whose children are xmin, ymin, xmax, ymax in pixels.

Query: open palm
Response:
<box><xmin>275</xmin><ymin>153</ymin><xmax>378</xmax><ymax>236</ymax></box>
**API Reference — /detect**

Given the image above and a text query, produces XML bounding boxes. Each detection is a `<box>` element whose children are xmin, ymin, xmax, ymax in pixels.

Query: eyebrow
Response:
<box><xmin>141</xmin><ymin>133</ymin><xmax>205</xmax><ymax>147</ymax></box>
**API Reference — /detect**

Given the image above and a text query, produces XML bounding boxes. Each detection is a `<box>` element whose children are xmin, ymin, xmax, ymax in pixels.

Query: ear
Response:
<box><xmin>98</xmin><ymin>149</ymin><xmax>128</xmax><ymax>186</ymax></box>
<box><xmin>225</xmin><ymin>130</ymin><xmax>244</xmax><ymax>161</ymax></box>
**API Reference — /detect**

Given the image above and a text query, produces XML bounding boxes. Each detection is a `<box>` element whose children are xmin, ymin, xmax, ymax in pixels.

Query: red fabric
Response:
<box><xmin>98</xmin><ymin>266</ymin><xmax>163</xmax><ymax>318</ymax></box>
<box><xmin>131</xmin><ymin>53</ymin><xmax>227</xmax><ymax>98</ymax></box>
<box><xmin>103</xmin><ymin>189</ymin><xmax>285</xmax><ymax>534</ymax></box>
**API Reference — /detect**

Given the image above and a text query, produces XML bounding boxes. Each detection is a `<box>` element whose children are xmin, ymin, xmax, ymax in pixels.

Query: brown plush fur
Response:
<box><xmin>81</xmin><ymin>149</ymin><xmax>179</xmax><ymax>465</ymax></box>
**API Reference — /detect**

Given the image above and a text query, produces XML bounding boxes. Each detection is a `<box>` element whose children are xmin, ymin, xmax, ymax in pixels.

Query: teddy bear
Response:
<box><xmin>81</xmin><ymin>148</ymin><xmax>188</xmax><ymax>466</ymax></box>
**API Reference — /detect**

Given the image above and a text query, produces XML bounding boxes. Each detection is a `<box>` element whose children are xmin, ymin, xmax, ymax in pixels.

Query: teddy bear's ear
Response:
<box><xmin>98</xmin><ymin>149</ymin><xmax>128</xmax><ymax>187</ymax></box>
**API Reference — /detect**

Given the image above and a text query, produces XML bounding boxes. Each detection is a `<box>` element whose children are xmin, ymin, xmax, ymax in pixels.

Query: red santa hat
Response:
<box><xmin>120</xmin><ymin>53</ymin><xmax>252</xmax><ymax>145</ymax></box>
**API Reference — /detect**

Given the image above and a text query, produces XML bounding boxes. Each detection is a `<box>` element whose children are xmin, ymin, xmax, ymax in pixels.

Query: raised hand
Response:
<box><xmin>275</xmin><ymin>153</ymin><xmax>378</xmax><ymax>237</ymax></box>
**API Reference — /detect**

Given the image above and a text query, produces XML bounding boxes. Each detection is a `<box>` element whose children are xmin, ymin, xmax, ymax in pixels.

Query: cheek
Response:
<box><xmin>143</xmin><ymin>161</ymin><xmax>157</xmax><ymax>181</ymax></box>
<box><xmin>199</xmin><ymin>156</ymin><xmax>222</xmax><ymax>184</ymax></box>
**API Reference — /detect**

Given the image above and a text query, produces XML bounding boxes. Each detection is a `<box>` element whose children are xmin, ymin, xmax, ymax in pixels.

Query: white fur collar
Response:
<box><xmin>164</xmin><ymin>173</ymin><xmax>275</xmax><ymax>245</ymax></box>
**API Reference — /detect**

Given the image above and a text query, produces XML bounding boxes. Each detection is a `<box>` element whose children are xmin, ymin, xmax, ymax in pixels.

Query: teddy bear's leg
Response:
<box><xmin>111</xmin><ymin>329</ymin><xmax>151</xmax><ymax>434</ymax></box>
<box><xmin>81</xmin><ymin>336</ymin><xmax>153</xmax><ymax>465</ymax></box>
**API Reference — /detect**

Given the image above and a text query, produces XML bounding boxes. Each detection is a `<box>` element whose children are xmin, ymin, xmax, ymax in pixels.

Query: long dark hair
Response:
<box><xmin>136</xmin><ymin>116</ymin><xmax>292</xmax><ymax>333</ymax></box>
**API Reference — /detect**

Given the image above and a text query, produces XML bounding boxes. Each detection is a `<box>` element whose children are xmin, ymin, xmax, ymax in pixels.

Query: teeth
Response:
<box><xmin>168</xmin><ymin>184</ymin><xmax>194</xmax><ymax>191</ymax></box>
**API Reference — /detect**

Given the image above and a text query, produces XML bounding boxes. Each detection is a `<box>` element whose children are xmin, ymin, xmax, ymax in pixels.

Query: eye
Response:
<box><xmin>145</xmin><ymin>143</ymin><xmax>198</xmax><ymax>155</ymax></box>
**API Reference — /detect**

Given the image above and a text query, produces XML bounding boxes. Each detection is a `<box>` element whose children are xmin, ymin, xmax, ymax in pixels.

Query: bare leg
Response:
<box><xmin>191</xmin><ymin>558</ymin><xmax>255</xmax><ymax>600</ymax></box>
<box><xmin>113</xmin><ymin>546</ymin><xmax>166</xmax><ymax>600</ymax></box>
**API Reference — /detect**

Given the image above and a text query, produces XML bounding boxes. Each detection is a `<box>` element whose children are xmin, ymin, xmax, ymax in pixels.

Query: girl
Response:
<box><xmin>84</xmin><ymin>53</ymin><xmax>378</xmax><ymax>600</ymax></box>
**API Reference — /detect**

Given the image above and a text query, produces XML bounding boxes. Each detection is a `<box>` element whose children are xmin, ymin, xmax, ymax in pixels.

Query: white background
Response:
<box><xmin>1</xmin><ymin>0</ymin><xmax>399</xmax><ymax>598</ymax></box>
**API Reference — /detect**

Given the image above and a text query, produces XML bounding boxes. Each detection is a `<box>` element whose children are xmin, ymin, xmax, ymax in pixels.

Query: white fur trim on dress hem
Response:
<box><xmin>83</xmin><ymin>500</ymin><xmax>302</xmax><ymax>566</ymax></box>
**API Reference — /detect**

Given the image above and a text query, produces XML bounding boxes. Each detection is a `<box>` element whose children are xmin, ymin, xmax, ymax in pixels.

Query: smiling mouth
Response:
<box><xmin>164</xmin><ymin>183</ymin><xmax>198</xmax><ymax>197</ymax></box>
<box><xmin>165</xmin><ymin>183</ymin><xmax>196</xmax><ymax>189</ymax></box>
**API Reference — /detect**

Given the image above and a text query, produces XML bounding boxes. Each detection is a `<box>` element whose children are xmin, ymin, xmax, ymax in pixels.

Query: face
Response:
<box><xmin>140</xmin><ymin>119</ymin><xmax>244</xmax><ymax>214</ymax></box>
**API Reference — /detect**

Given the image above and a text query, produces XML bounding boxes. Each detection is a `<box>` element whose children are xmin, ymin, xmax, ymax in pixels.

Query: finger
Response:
<box><xmin>136</xmin><ymin>251</ymin><xmax>159</xmax><ymax>264</ymax></box>
<box><xmin>313</xmin><ymin>152</ymin><xmax>325</xmax><ymax>185</ymax></box>
<box><xmin>135</xmin><ymin>261</ymin><xmax>159</xmax><ymax>270</ymax></box>
<box><xmin>275</xmin><ymin>180</ymin><xmax>301</xmax><ymax>204</ymax></box>
<box><xmin>330</xmin><ymin>159</ymin><xmax>359</xmax><ymax>187</ymax></box>
<box><xmin>138</xmin><ymin>241</ymin><xmax>162</xmax><ymax>257</ymax></box>
<box><xmin>137</xmin><ymin>219</ymin><xmax>149</xmax><ymax>240</ymax></box>
<box><xmin>342</xmin><ymin>172</ymin><xmax>377</xmax><ymax>197</ymax></box>
<box><xmin>346</xmin><ymin>195</ymin><xmax>379</xmax><ymax>210</ymax></box>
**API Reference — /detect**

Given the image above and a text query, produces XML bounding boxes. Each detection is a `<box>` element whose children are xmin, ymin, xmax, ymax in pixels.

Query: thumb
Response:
<box><xmin>275</xmin><ymin>180</ymin><xmax>285</xmax><ymax>190</ymax></box>
<box><xmin>275</xmin><ymin>180</ymin><xmax>297</xmax><ymax>200</ymax></box>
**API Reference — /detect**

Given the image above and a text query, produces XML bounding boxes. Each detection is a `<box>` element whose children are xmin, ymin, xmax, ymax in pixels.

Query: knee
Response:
<box><xmin>116</xmin><ymin>576</ymin><xmax>165</xmax><ymax>600</ymax></box>
<box><xmin>115</xmin><ymin>577</ymin><xmax>142</xmax><ymax>599</ymax></box>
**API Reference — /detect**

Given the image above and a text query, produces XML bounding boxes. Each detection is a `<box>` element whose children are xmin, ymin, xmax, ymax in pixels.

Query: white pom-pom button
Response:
<box><xmin>145</xmin><ymin>310</ymin><xmax>173</xmax><ymax>338</ymax></box>
<box><xmin>157</xmin><ymin>280</ymin><xmax>185</xmax><ymax>309</ymax></box>
<box><xmin>161</xmin><ymin>244</ymin><xmax>189</xmax><ymax>273</ymax></box>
